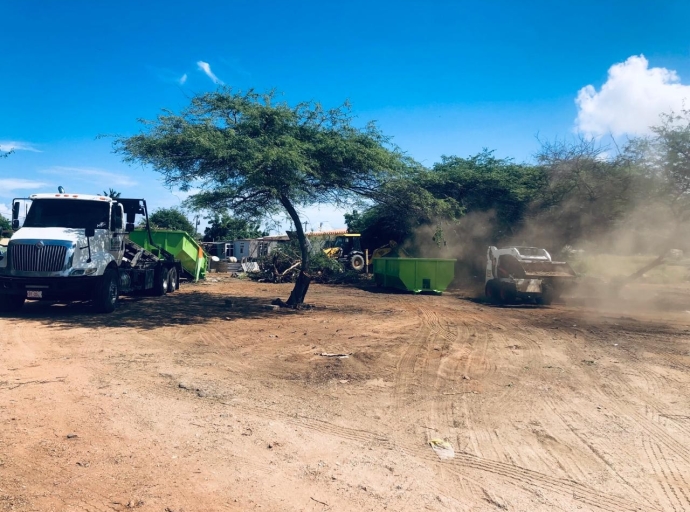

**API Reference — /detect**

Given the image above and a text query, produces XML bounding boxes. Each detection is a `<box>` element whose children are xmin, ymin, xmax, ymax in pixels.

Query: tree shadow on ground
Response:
<box><xmin>459</xmin><ymin>296</ymin><xmax>554</xmax><ymax>309</ymax></box>
<box><xmin>1</xmin><ymin>290</ymin><xmax>287</xmax><ymax>330</ymax></box>
<box><xmin>355</xmin><ymin>283</ymin><xmax>444</xmax><ymax>296</ymax></box>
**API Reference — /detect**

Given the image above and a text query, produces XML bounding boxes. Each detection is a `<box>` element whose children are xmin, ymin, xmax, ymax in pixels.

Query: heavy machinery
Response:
<box><xmin>0</xmin><ymin>191</ymin><xmax>184</xmax><ymax>313</ymax></box>
<box><xmin>484</xmin><ymin>246</ymin><xmax>576</xmax><ymax>305</ymax></box>
<box><xmin>372</xmin><ymin>240</ymin><xmax>409</xmax><ymax>260</ymax></box>
<box><xmin>323</xmin><ymin>234</ymin><xmax>366</xmax><ymax>271</ymax></box>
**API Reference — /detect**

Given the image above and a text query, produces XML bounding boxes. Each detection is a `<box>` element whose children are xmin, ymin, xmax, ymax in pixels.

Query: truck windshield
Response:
<box><xmin>23</xmin><ymin>199</ymin><xmax>110</xmax><ymax>230</ymax></box>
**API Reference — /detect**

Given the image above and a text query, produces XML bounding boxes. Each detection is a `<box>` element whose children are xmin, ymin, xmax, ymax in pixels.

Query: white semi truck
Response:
<box><xmin>0</xmin><ymin>191</ymin><xmax>182</xmax><ymax>313</ymax></box>
<box><xmin>485</xmin><ymin>246</ymin><xmax>576</xmax><ymax>305</ymax></box>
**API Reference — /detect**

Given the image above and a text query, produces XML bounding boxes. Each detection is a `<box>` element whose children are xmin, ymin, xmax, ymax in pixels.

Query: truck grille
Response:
<box><xmin>10</xmin><ymin>244</ymin><xmax>68</xmax><ymax>272</ymax></box>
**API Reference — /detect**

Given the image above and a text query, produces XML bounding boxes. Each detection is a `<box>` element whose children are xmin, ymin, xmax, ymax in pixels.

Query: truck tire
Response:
<box><xmin>167</xmin><ymin>267</ymin><xmax>178</xmax><ymax>293</ymax></box>
<box><xmin>153</xmin><ymin>267</ymin><xmax>169</xmax><ymax>296</ymax></box>
<box><xmin>0</xmin><ymin>295</ymin><xmax>25</xmax><ymax>313</ymax></box>
<box><xmin>93</xmin><ymin>269</ymin><xmax>119</xmax><ymax>313</ymax></box>
<box><xmin>350</xmin><ymin>254</ymin><xmax>365</xmax><ymax>272</ymax></box>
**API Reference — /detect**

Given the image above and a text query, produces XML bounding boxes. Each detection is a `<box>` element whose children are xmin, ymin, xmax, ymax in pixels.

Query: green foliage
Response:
<box><xmin>115</xmin><ymin>87</ymin><xmax>418</xmax><ymax>304</ymax></box>
<box><xmin>102</xmin><ymin>188</ymin><xmax>121</xmax><ymax>199</ymax></box>
<box><xmin>203</xmin><ymin>212</ymin><xmax>265</xmax><ymax>242</ymax></box>
<box><xmin>148</xmin><ymin>207</ymin><xmax>196</xmax><ymax>233</ymax></box>
<box><xmin>115</xmin><ymin>88</ymin><xmax>409</xmax><ymax>219</ymax></box>
<box><xmin>0</xmin><ymin>215</ymin><xmax>11</xmax><ymax>233</ymax></box>
<box><xmin>347</xmin><ymin>150</ymin><xmax>540</xmax><ymax>253</ymax></box>
<box><xmin>431</xmin><ymin>150</ymin><xmax>545</xmax><ymax>238</ymax></box>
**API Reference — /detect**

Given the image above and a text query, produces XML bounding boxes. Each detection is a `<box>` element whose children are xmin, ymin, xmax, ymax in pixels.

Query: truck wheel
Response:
<box><xmin>0</xmin><ymin>295</ymin><xmax>25</xmax><ymax>313</ymax></box>
<box><xmin>93</xmin><ymin>269</ymin><xmax>119</xmax><ymax>313</ymax></box>
<box><xmin>350</xmin><ymin>254</ymin><xmax>365</xmax><ymax>272</ymax></box>
<box><xmin>153</xmin><ymin>267</ymin><xmax>169</xmax><ymax>296</ymax></box>
<box><xmin>167</xmin><ymin>267</ymin><xmax>178</xmax><ymax>293</ymax></box>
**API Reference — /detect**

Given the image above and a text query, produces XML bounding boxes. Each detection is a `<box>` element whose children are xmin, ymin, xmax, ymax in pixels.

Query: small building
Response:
<box><xmin>203</xmin><ymin>234</ymin><xmax>290</xmax><ymax>261</ymax></box>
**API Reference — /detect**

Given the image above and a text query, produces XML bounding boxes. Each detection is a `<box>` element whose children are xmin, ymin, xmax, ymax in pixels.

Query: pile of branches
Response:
<box><xmin>254</xmin><ymin>241</ymin><xmax>366</xmax><ymax>284</ymax></box>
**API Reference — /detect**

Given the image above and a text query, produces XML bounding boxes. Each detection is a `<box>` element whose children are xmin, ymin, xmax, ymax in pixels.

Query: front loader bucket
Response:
<box><xmin>519</xmin><ymin>261</ymin><xmax>577</xmax><ymax>279</ymax></box>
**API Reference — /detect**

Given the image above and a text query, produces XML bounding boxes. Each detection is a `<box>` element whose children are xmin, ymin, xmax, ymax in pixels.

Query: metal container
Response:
<box><xmin>129</xmin><ymin>230</ymin><xmax>207</xmax><ymax>282</ymax></box>
<box><xmin>373</xmin><ymin>257</ymin><xmax>456</xmax><ymax>294</ymax></box>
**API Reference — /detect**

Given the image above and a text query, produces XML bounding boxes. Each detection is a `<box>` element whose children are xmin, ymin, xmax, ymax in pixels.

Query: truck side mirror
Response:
<box><xmin>126</xmin><ymin>222</ymin><xmax>135</xmax><ymax>233</ymax></box>
<box><xmin>85</xmin><ymin>226</ymin><xmax>96</xmax><ymax>238</ymax></box>
<box><xmin>11</xmin><ymin>201</ymin><xmax>20</xmax><ymax>229</ymax></box>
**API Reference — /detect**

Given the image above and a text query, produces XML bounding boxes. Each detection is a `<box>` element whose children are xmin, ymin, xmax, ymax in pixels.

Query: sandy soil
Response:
<box><xmin>2</xmin><ymin>277</ymin><xmax>690</xmax><ymax>511</ymax></box>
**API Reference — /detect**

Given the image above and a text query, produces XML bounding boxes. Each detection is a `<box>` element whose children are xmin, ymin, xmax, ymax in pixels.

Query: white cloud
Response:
<box><xmin>0</xmin><ymin>179</ymin><xmax>49</xmax><ymax>196</ymax></box>
<box><xmin>197</xmin><ymin>61</ymin><xmax>224</xmax><ymax>85</ymax></box>
<box><xmin>0</xmin><ymin>141</ymin><xmax>42</xmax><ymax>153</ymax></box>
<box><xmin>40</xmin><ymin>167</ymin><xmax>138</xmax><ymax>187</ymax></box>
<box><xmin>575</xmin><ymin>55</ymin><xmax>690</xmax><ymax>137</ymax></box>
<box><xmin>0</xmin><ymin>203</ymin><xmax>12</xmax><ymax>220</ymax></box>
<box><xmin>179</xmin><ymin>73</ymin><xmax>188</xmax><ymax>85</ymax></box>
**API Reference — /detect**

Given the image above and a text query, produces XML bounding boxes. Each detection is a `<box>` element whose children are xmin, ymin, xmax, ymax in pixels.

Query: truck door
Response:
<box><xmin>11</xmin><ymin>198</ymin><xmax>33</xmax><ymax>230</ymax></box>
<box><xmin>109</xmin><ymin>203</ymin><xmax>125</xmax><ymax>265</ymax></box>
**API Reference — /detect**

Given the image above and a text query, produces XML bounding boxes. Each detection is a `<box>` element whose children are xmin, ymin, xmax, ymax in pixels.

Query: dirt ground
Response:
<box><xmin>2</xmin><ymin>277</ymin><xmax>690</xmax><ymax>512</ymax></box>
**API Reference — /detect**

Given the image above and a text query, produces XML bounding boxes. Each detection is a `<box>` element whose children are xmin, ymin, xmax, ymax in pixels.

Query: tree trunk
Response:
<box><xmin>280</xmin><ymin>194</ymin><xmax>311</xmax><ymax>307</ymax></box>
<box><xmin>612</xmin><ymin>238</ymin><xmax>675</xmax><ymax>293</ymax></box>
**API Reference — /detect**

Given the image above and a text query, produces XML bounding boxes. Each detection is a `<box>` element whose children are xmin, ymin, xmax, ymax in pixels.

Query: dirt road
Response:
<box><xmin>2</xmin><ymin>278</ymin><xmax>690</xmax><ymax>511</ymax></box>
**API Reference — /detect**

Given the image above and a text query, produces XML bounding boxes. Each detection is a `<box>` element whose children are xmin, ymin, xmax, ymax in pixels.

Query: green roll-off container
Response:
<box><xmin>373</xmin><ymin>258</ymin><xmax>456</xmax><ymax>293</ymax></box>
<box><xmin>128</xmin><ymin>230</ymin><xmax>207</xmax><ymax>282</ymax></box>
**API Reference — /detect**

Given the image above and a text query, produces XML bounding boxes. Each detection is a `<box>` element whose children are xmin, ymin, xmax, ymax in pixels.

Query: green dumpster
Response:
<box><xmin>129</xmin><ymin>230</ymin><xmax>207</xmax><ymax>282</ymax></box>
<box><xmin>373</xmin><ymin>258</ymin><xmax>456</xmax><ymax>294</ymax></box>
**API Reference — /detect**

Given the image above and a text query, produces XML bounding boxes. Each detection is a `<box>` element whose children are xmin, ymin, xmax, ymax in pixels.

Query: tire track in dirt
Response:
<box><xmin>562</xmin><ymin>329</ymin><xmax>690</xmax><ymax>467</ymax></box>
<box><xmin>642</xmin><ymin>435</ymin><xmax>688</xmax><ymax>512</ymax></box>
<box><xmin>458</xmin><ymin>312</ymin><xmax>658</xmax><ymax>508</ymax></box>
<box><xmin>540</xmin><ymin>323</ymin><xmax>690</xmax><ymax>509</ymax></box>
<box><xmin>218</xmin><ymin>393</ymin><xmax>646</xmax><ymax>511</ymax></box>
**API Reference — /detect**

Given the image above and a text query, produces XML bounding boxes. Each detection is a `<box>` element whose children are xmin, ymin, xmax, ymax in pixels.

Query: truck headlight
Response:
<box><xmin>69</xmin><ymin>268</ymin><xmax>97</xmax><ymax>276</ymax></box>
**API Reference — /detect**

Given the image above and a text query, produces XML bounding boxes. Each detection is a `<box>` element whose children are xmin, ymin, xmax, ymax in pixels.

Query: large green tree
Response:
<box><xmin>203</xmin><ymin>213</ymin><xmax>265</xmax><ymax>242</ymax></box>
<box><xmin>115</xmin><ymin>88</ymin><xmax>418</xmax><ymax>306</ymax></box>
<box><xmin>148</xmin><ymin>207</ymin><xmax>196</xmax><ymax>234</ymax></box>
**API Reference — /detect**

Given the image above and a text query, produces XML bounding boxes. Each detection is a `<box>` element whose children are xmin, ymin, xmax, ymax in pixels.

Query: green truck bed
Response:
<box><xmin>128</xmin><ymin>230</ymin><xmax>207</xmax><ymax>282</ymax></box>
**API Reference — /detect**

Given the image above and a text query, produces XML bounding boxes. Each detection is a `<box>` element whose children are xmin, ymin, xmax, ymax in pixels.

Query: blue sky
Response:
<box><xmin>2</xmin><ymin>0</ymin><xmax>690</xmax><ymax>231</ymax></box>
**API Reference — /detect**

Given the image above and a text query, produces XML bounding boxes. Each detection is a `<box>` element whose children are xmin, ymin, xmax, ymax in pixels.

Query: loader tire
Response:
<box><xmin>485</xmin><ymin>280</ymin><xmax>500</xmax><ymax>304</ymax></box>
<box><xmin>93</xmin><ymin>269</ymin><xmax>119</xmax><ymax>313</ymax></box>
<box><xmin>499</xmin><ymin>283</ymin><xmax>516</xmax><ymax>305</ymax></box>
<box><xmin>350</xmin><ymin>254</ymin><xmax>365</xmax><ymax>272</ymax></box>
<box><xmin>538</xmin><ymin>284</ymin><xmax>554</xmax><ymax>306</ymax></box>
